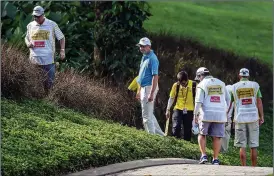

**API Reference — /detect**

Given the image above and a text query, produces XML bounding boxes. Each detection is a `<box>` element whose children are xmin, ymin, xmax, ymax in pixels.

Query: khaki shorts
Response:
<box><xmin>234</xmin><ymin>121</ymin><xmax>259</xmax><ymax>148</ymax></box>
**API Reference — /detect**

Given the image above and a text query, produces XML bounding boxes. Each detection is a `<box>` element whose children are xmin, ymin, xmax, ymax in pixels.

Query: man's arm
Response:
<box><xmin>54</xmin><ymin>23</ymin><xmax>65</xmax><ymax>59</ymax></box>
<box><xmin>148</xmin><ymin>56</ymin><xmax>159</xmax><ymax>102</ymax></box>
<box><xmin>227</xmin><ymin>91</ymin><xmax>234</xmax><ymax>114</ymax></box>
<box><xmin>25</xmin><ymin>25</ymin><xmax>33</xmax><ymax>48</ymax></box>
<box><xmin>225</xmin><ymin>87</ymin><xmax>231</xmax><ymax>107</ymax></box>
<box><xmin>59</xmin><ymin>37</ymin><xmax>65</xmax><ymax>60</ymax></box>
<box><xmin>136</xmin><ymin>82</ymin><xmax>141</xmax><ymax>100</ymax></box>
<box><xmin>257</xmin><ymin>97</ymin><xmax>264</xmax><ymax>125</ymax></box>
<box><xmin>193</xmin><ymin>87</ymin><xmax>204</xmax><ymax>123</ymax></box>
<box><xmin>60</xmin><ymin>37</ymin><xmax>65</xmax><ymax>50</ymax></box>
<box><xmin>256</xmin><ymin>88</ymin><xmax>264</xmax><ymax>125</ymax></box>
<box><xmin>149</xmin><ymin>74</ymin><xmax>158</xmax><ymax>98</ymax></box>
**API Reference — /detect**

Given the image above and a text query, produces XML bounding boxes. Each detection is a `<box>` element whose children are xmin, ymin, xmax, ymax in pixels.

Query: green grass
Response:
<box><xmin>1</xmin><ymin>98</ymin><xmax>272</xmax><ymax>176</ymax></box>
<box><xmin>145</xmin><ymin>2</ymin><xmax>272</xmax><ymax>64</ymax></box>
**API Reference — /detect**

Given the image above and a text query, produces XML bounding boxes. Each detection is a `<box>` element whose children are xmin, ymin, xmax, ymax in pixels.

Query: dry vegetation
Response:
<box><xmin>1</xmin><ymin>44</ymin><xmax>142</xmax><ymax>127</ymax></box>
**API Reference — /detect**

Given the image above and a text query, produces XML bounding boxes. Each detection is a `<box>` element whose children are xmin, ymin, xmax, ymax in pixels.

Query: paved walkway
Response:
<box><xmin>67</xmin><ymin>158</ymin><xmax>273</xmax><ymax>176</ymax></box>
<box><xmin>115</xmin><ymin>164</ymin><xmax>273</xmax><ymax>176</ymax></box>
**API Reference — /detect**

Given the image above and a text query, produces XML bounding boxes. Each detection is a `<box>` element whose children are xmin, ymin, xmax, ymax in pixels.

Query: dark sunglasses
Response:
<box><xmin>139</xmin><ymin>45</ymin><xmax>146</xmax><ymax>48</ymax></box>
<box><xmin>33</xmin><ymin>15</ymin><xmax>41</xmax><ymax>19</ymax></box>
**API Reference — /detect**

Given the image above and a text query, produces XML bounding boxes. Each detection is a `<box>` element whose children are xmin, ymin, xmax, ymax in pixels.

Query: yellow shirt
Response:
<box><xmin>169</xmin><ymin>80</ymin><xmax>194</xmax><ymax>111</ymax></box>
<box><xmin>128</xmin><ymin>76</ymin><xmax>140</xmax><ymax>92</ymax></box>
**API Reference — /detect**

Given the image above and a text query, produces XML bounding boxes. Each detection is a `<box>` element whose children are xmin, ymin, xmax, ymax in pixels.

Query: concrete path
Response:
<box><xmin>66</xmin><ymin>158</ymin><xmax>273</xmax><ymax>176</ymax></box>
<box><xmin>115</xmin><ymin>164</ymin><xmax>273</xmax><ymax>176</ymax></box>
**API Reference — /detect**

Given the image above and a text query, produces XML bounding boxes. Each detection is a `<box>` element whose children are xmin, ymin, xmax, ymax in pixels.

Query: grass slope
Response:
<box><xmin>1</xmin><ymin>99</ymin><xmax>272</xmax><ymax>176</ymax></box>
<box><xmin>145</xmin><ymin>1</ymin><xmax>272</xmax><ymax>64</ymax></box>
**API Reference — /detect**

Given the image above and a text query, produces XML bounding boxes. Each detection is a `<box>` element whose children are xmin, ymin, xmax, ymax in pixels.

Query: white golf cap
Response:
<box><xmin>32</xmin><ymin>6</ymin><xmax>44</xmax><ymax>16</ymax></box>
<box><xmin>239</xmin><ymin>68</ymin><xmax>249</xmax><ymax>76</ymax></box>
<box><xmin>195</xmin><ymin>67</ymin><xmax>210</xmax><ymax>80</ymax></box>
<box><xmin>136</xmin><ymin>37</ymin><xmax>151</xmax><ymax>46</ymax></box>
<box><xmin>192</xmin><ymin>124</ymin><xmax>199</xmax><ymax>135</ymax></box>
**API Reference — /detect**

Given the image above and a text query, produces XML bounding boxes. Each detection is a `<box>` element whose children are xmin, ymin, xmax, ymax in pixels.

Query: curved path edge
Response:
<box><xmin>66</xmin><ymin>158</ymin><xmax>198</xmax><ymax>176</ymax></box>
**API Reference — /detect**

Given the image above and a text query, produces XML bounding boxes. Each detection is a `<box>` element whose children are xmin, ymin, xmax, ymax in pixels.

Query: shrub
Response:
<box><xmin>1</xmin><ymin>99</ymin><xmax>202</xmax><ymax>176</ymax></box>
<box><xmin>1</xmin><ymin>44</ymin><xmax>46</xmax><ymax>99</ymax></box>
<box><xmin>1</xmin><ymin>44</ymin><xmax>142</xmax><ymax>127</ymax></box>
<box><xmin>49</xmin><ymin>71</ymin><xmax>141</xmax><ymax>127</ymax></box>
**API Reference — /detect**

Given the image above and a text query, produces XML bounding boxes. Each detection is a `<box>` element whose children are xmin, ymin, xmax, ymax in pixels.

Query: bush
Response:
<box><xmin>49</xmin><ymin>71</ymin><xmax>141</xmax><ymax>127</ymax></box>
<box><xmin>1</xmin><ymin>99</ymin><xmax>202</xmax><ymax>176</ymax></box>
<box><xmin>1</xmin><ymin>44</ymin><xmax>46</xmax><ymax>99</ymax></box>
<box><xmin>1</xmin><ymin>44</ymin><xmax>142</xmax><ymax>128</ymax></box>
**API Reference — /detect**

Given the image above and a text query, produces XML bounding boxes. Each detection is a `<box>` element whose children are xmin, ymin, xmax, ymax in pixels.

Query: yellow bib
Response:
<box><xmin>169</xmin><ymin>80</ymin><xmax>194</xmax><ymax>111</ymax></box>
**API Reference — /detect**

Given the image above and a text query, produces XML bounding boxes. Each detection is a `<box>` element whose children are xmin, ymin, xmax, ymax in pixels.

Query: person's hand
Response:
<box><xmin>60</xmin><ymin>49</ymin><xmax>65</xmax><ymax>60</ymax></box>
<box><xmin>148</xmin><ymin>93</ymin><xmax>153</xmax><ymax>102</ymax></box>
<box><xmin>136</xmin><ymin>91</ymin><xmax>140</xmax><ymax>100</ymax></box>
<box><xmin>194</xmin><ymin>115</ymin><xmax>199</xmax><ymax>124</ymax></box>
<box><xmin>27</xmin><ymin>42</ymin><xmax>34</xmax><ymax>48</ymax></box>
<box><xmin>166</xmin><ymin>110</ymin><xmax>170</xmax><ymax>119</ymax></box>
<box><xmin>259</xmin><ymin>117</ymin><xmax>264</xmax><ymax>126</ymax></box>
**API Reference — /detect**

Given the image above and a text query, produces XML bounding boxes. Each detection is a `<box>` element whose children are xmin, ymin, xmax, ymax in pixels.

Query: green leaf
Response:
<box><xmin>48</xmin><ymin>12</ymin><xmax>62</xmax><ymax>23</ymax></box>
<box><xmin>4</xmin><ymin>2</ymin><xmax>17</xmax><ymax>19</ymax></box>
<box><xmin>129</xmin><ymin>20</ymin><xmax>133</xmax><ymax>27</ymax></box>
<box><xmin>23</xmin><ymin>14</ymin><xmax>33</xmax><ymax>27</ymax></box>
<box><xmin>14</xmin><ymin>27</ymin><xmax>22</xmax><ymax>35</ymax></box>
<box><xmin>125</xmin><ymin>12</ymin><xmax>131</xmax><ymax>20</ymax></box>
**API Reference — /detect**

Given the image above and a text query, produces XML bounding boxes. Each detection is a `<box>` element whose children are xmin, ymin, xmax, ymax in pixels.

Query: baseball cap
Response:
<box><xmin>239</xmin><ymin>68</ymin><xmax>249</xmax><ymax>76</ymax></box>
<box><xmin>192</xmin><ymin>124</ymin><xmax>199</xmax><ymax>135</ymax></box>
<box><xmin>195</xmin><ymin>67</ymin><xmax>210</xmax><ymax>80</ymax></box>
<box><xmin>32</xmin><ymin>6</ymin><xmax>44</xmax><ymax>16</ymax></box>
<box><xmin>136</xmin><ymin>37</ymin><xmax>151</xmax><ymax>46</ymax></box>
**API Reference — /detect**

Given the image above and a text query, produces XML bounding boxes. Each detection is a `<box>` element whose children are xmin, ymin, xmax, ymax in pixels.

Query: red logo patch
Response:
<box><xmin>210</xmin><ymin>96</ymin><xmax>220</xmax><ymax>103</ymax></box>
<box><xmin>242</xmin><ymin>98</ymin><xmax>252</xmax><ymax>105</ymax></box>
<box><xmin>34</xmin><ymin>41</ymin><xmax>45</xmax><ymax>47</ymax></box>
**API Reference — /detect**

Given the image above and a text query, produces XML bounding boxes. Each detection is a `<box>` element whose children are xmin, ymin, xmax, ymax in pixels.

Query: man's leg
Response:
<box><xmin>240</xmin><ymin>147</ymin><xmax>247</xmax><ymax>166</ymax></box>
<box><xmin>198</xmin><ymin>121</ymin><xmax>210</xmax><ymax>163</ymax></box>
<box><xmin>221</xmin><ymin>123</ymin><xmax>231</xmax><ymax>153</ymax></box>
<box><xmin>234</xmin><ymin>123</ymin><xmax>247</xmax><ymax>166</ymax></box>
<box><xmin>42</xmin><ymin>63</ymin><xmax>55</xmax><ymax>93</ymax></box>
<box><xmin>140</xmin><ymin>87</ymin><xmax>156</xmax><ymax>134</ymax></box>
<box><xmin>248</xmin><ymin>121</ymin><xmax>259</xmax><ymax>166</ymax></box>
<box><xmin>172</xmin><ymin>110</ymin><xmax>182</xmax><ymax>138</ymax></box>
<box><xmin>182</xmin><ymin>111</ymin><xmax>193</xmax><ymax>141</ymax></box>
<box><xmin>250</xmin><ymin>148</ymin><xmax>257</xmax><ymax>166</ymax></box>
<box><xmin>151</xmin><ymin>88</ymin><xmax>164</xmax><ymax>136</ymax></box>
<box><xmin>140</xmin><ymin>100</ymin><xmax>155</xmax><ymax>134</ymax></box>
<box><xmin>212</xmin><ymin>136</ymin><xmax>222</xmax><ymax>160</ymax></box>
<box><xmin>152</xmin><ymin>114</ymin><xmax>164</xmax><ymax>136</ymax></box>
<box><xmin>208</xmin><ymin>122</ymin><xmax>225</xmax><ymax>164</ymax></box>
<box><xmin>198</xmin><ymin>134</ymin><xmax>207</xmax><ymax>156</ymax></box>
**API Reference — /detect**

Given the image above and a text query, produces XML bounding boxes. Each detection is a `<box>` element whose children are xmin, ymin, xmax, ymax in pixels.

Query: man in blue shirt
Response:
<box><xmin>136</xmin><ymin>37</ymin><xmax>164</xmax><ymax>136</ymax></box>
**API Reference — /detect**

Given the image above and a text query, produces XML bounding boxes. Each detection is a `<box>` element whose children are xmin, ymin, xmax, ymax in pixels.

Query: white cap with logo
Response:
<box><xmin>239</xmin><ymin>68</ymin><xmax>249</xmax><ymax>76</ymax></box>
<box><xmin>136</xmin><ymin>37</ymin><xmax>151</xmax><ymax>46</ymax></box>
<box><xmin>195</xmin><ymin>67</ymin><xmax>210</xmax><ymax>80</ymax></box>
<box><xmin>32</xmin><ymin>6</ymin><xmax>44</xmax><ymax>16</ymax></box>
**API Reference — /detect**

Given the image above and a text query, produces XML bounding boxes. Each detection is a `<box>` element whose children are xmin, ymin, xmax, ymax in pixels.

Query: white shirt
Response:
<box><xmin>195</xmin><ymin>76</ymin><xmax>230</xmax><ymax>122</ymax></box>
<box><xmin>231</xmin><ymin>80</ymin><xmax>259</xmax><ymax>123</ymax></box>
<box><xmin>25</xmin><ymin>18</ymin><xmax>64</xmax><ymax>65</ymax></box>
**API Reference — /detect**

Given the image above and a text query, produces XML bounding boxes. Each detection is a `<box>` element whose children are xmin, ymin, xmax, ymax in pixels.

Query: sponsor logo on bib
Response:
<box><xmin>207</xmin><ymin>85</ymin><xmax>222</xmax><ymax>95</ymax></box>
<box><xmin>34</xmin><ymin>41</ymin><xmax>45</xmax><ymax>47</ymax></box>
<box><xmin>237</xmin><ymin>88</ymin><xmax>254</xmax><ymax>99</ymax></box>
<box><xmin>242</xmin><ymin>98</ymin><xmax>252</xmax><ymax>105</ymax></box>
<box><xmin>210</xmin><ymin>96</ymin><xmax>220</xmax><ymax>103</ymax></box>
